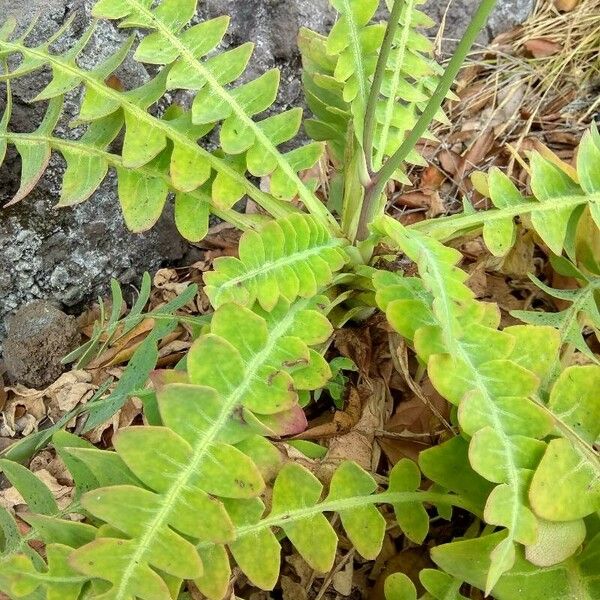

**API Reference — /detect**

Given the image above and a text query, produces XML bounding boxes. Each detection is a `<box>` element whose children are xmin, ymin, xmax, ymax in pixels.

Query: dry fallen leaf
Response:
<box><xmin>554</xmin><ymin>0</ymin><xmax>580</xmax><ymax>10</ymax></box>
<box><xmin>524</xmin><ymin>38</ymin><xmax>562</xmax><ymax>58</ymax></box>
<box><xmin>425</xmin><ymin>191</ymin><xmax>446</xmax><ymax>219</ymax></box>
<box><xmin>281</xmin><ymin>576</ymin><xmax>308</xmax><ymax>600</ymax></box>
<box><xmin>298</xmin><ymin>386</ymin><xmax>362</xmax><ymax>441</ymax></box>
<box><xmin>323</xmin><ymin>380</ymin><xmax>391</xmax><ymax>473</ymax></box>
<box><xmin>332</xmin><ymin>559</ymin><xmax>354</xmax><ymax>596</ymax></box>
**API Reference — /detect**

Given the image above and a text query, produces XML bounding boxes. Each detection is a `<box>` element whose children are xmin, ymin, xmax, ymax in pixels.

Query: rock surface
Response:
<box><xmin>0</xmin><ymin>0</ymin><xmax>534</xmax><ymax>358</ymax></box>
<box><xmin>3</xmin><ymin>300</ymin><xmax>80</xmax><ymax>388</ymax></box>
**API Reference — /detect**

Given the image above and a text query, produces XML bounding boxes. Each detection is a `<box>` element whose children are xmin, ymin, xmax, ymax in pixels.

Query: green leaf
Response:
<box><xmin>388</xmin><ymin>459</ymin><xmax>429</xmax><ymax>544</ymax></box>
<box><xmin>271</xmin><ymin>464</ymin><xmax>337</xmax><ymax>572</ymax></box>
<box><xmin>325</xmin><ymin>461</ymin><xmax>386</xmax><ymax>559</ymax></box>
<box><xmin>529</xmin><ymin>438</ymin><xmax>600</xmax><ymax>521</ymax></box>
<box><xmin>529</xmin><ymin>153</ymin><xmax>582</xmax><ymax>255</ymax></box>
<box><xmin>0</xmin><ymin>460</ymin><xmax>58</xmax><ymax>516</ymax></box>
<box><xmin>116</xmin><ymin>167</ymin><xmax>168</xmax><ymax>232</ymax></box>
<box><xmin>174</xmin><ymin>191</ymin><xmax>210</xmax><ymax>242</ymax></box>
<box><xmin>577</xmin><ymin>127</ymin><xmax>600</xmax><ymax>227</ymax></box>
<box><xmin>511</xmin><ymin>276</ymin><xmax>600</xmax><ymax>367</ymax></box>
<box><xmin>419</xmin><ymin>437</ymin><xmax>494</xmax><ymax>511</ymax></box>
<box><xmin>194</xmin><ymin>545</ymin><xmax>231</xmax><ymax>600</ymax></box>
<box><xmin>420</xmin><ymin>569</ymin><xmax>468</xmax><ymax>600</ymax></box>
<box><xmin>411</xmin><ymin>127</ymin><xmax>600</xmax><ymax>251</ymax></box>
<box><xmin>548</xmin><ymin>365</ymin><xmax>600</xmax><ymax>444</ymax></box>
<box><xmin>525</xmin><ymin>518</ymin><xmax>587</xmax><ymax>567</ymax></box>
<box><xmin>1</xmin><ymin>544</ymin><xmax>88</xmax><ymax>600</ymax></box>
<box><xmin>5</xmin><ymin>97</ymin><xmax>62</xmax><ymax>206</ymax></box>
<box><xmin>373</xmin><ymin>215</ymin><xmax>567</xmax><ymax>591</ymax></box>
<box><xmin>384</xmin><ymin>572</ymin><xmax>417</xmax><ymax>600</ymax></box>
<box><xmin>224</xmin><ymin>497</ymin><xmax>281</xmax><ymax>590</ymax></box>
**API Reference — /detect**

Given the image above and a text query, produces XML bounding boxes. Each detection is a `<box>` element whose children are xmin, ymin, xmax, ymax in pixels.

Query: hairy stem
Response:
<box><xmin>197</xmin><ymin>490</ymin><xmax>480</xmax><ymax>550</ymax></box>
<box><xmin>356</xmin><ymin>0</ymin><xmax>499</xmax><ymax>240</ymax></box>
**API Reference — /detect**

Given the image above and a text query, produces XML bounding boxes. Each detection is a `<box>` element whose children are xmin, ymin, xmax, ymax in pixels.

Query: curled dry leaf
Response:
<box><xmin>84</xmin><ymin>396</ymin><xmax>143</xmax><ymax>444</ymax></box>
<box><xmin>1</xmin><ymin>371</ymin><xmax>96</xmax><ymax>437</ymax></box>
<box><xmin>332</xmin><ymin>559</ymin><xmax>354</xmax><ymax>596</ymax></box>
<box><xmin>153</xmin><ymin>268</ymin><xmax>192</xmax><ymax>299</ymax></box>
<box><xmin>297</xmin><ymin>386</ymin><xmax>363</xmax><ymax>441</ymax></box>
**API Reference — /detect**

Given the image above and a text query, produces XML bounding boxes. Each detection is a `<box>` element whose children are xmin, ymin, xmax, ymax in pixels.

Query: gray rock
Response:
<box><xmin>3</xmin><ymin>300</ymin><xmax>80</xmax><ymax>388</ymax></box>
<box><xmin>0</xmin><ymin>0</ymin><xmax>187</xmax><ymax>348</ymax></box>
<box><xmin>0</xmin><ymin>0</ymin><xmax>534</xmax><ymax>349</ymax></box>
<box><xmin>423</xmin><ymin>0</ymin><xmax>536</xmax><ymax>50</ymax></box>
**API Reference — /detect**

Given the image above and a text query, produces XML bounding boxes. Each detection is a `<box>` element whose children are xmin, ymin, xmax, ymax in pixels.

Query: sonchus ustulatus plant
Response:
<box><xmin>1</xmin><ymin>0</ymin><xmax>599</xmax><ymax>599</ymax></box>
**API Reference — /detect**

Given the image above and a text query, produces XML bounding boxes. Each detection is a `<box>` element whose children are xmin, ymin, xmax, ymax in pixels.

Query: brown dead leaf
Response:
<box><xmin>298</xmin><ymin>386</ymin><xmax>363</xmax><ymax>441</ymax></box>
<box><xmin>524</xmin><ymin>38</ymin><xmax>562</xmax><ymax>58</ymax></box>
<box><xmin>1</xmin><ymin>371</ymin><xmax>96</xmax><ymax>437</ymax></box>
<box><xmin>281</xmin><ymin>576</ymin><xmax>308</xmax><ymax>600</ymax></box>
<box><xmin>500</xmin><ymin>231</ymin><xmax>536</xmax><ymax>279</ymax></box>
<box><xmin>395</xmin><ymin>192</ymin><xmax>430</xmax><ymax>209</ymax></box>
<box><xmin>153</xmin><ymin>269</ymin><xmax>190</xmax><ymax>297</ymax></box>
<box><xmin>334</xmin><ymin>328</ymin><xmax>372</xmax><ymax>375</ymax></box>
<box><xmin>438</xmin><ymin>149</ymin><xmax>463</xmax><ymax>176</ymax></box>
<box><xmin>554</xmin><ymin>0</ymin><xmax>580</xmax><ymax>10</ymax></box>
<box><xmin>458</xmin><ymin>128</ymin><xmax>495</xmax><ymax>180</ymax></box>
<box><xmin>105</xmin><ymin>74</ymin><xmax>124</xmax><ymax>91</ymax></box>
<box><xmin>323</xmin><ymin>380</ymin><xmax>391</xmax><ymax>473</ymax></box>
<box><xmin>84</xmin><ymin>397</ymin><xmax>143</xmax><ymax>444</ymax></box>
<box><xmin>425</xmin><ymin>192</ymin><xmax>446</xmax><ymax>219</ymax></box>
<box><xmin>378</xmin><ymin>389</ymin><xmax>450</xmax><ymax>465</ymax></box>
<box><xmin>196</xmin><ymin>222</ymin><xmax>242</xmax><ymax>253</ymax></box>
<box><xmin>332</xmin><ymin>558</ymin><xmax>354</xmax><ymax>596</ymax></box>
<box><xmin>420</xmin><ymin>166</ymin><xmax>446</xmax><ymax>191</ymax></box>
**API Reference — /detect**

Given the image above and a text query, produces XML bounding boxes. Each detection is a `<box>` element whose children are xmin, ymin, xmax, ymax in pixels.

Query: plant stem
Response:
<box><xmin>356</xmin><ymin>0</ymin><xmax>499</xmax><ymax>240</ymax></box>
<box><xmin>197</xmin><ymin>490</ymin><xmax>481</xmax><ymax>550</ymax></box>
<box><xmin>363</xmin><ymin>0</ymin><xmax>406</xmax><ymax>174</ymax></box>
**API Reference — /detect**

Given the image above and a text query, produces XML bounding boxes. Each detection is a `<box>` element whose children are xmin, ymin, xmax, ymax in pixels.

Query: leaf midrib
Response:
<box><xmin>195</xmin><ymin>489</ymin><xmax>480</xmax><ymax>549</ymax></box>
<box><xmin>374</xmin><ymin>0</ymin><xmax>414</xmax><ymax>169</ymax></box>
<box><xmin>0</xmin><ymin>131</ymin><xmax>256</xmax><ymax>230</ymax></box>
<box><xmin>410</xmin><ymin>233</ymin><xmax>522</xmax><ymax>592</ymax></box>
<box><xmin>342</xmin><ymin>0</ymin><xmax>368</xmax><ymax>109</ymax></box>
<box><xmin>411</xmin><ymin>193</ymin><xmax>600</xmax><ymax>239</ymax></box>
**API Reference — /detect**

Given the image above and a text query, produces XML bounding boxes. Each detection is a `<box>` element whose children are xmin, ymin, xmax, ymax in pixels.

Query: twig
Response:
<box><xmin>313</xmin><ymin>549</ymin><xmax>356</xmax><ymax>600</ymax></box>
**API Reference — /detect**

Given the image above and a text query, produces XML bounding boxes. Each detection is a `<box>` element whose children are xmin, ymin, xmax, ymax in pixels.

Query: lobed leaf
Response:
<box><xmin>0</xmin><ymin>1</ymin><xmax>338</xmax><ymax>238</ymax></box>
<box><xmin>432</xmin><ymin>531</ymin><xmax>600</xmax><ymax>600</ymax></box>
<box><xmin>372</xmin><ymin>215</ymin><xmax>579</xmax><ymax>591</ymax></box>
<box><xmin>411</xmin><ymin>127</ymin><xmax>600</xmax><ymax>253</ymax></box>
<box><xmin>56</xmin><ymin>295</ymin><xmax>335</xmax><ymax>599</ymax></box>
<box><xmin>204</xmin><ymin>214</ymin><xmax>349</xmax><ymax>310</ymax></box>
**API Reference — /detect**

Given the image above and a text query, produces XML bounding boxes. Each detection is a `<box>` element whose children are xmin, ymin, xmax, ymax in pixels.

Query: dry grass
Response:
<box><xmin>436</xmin><ymin>0</ymin><xmax>600</xmax><ymax>169</ymax></box>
